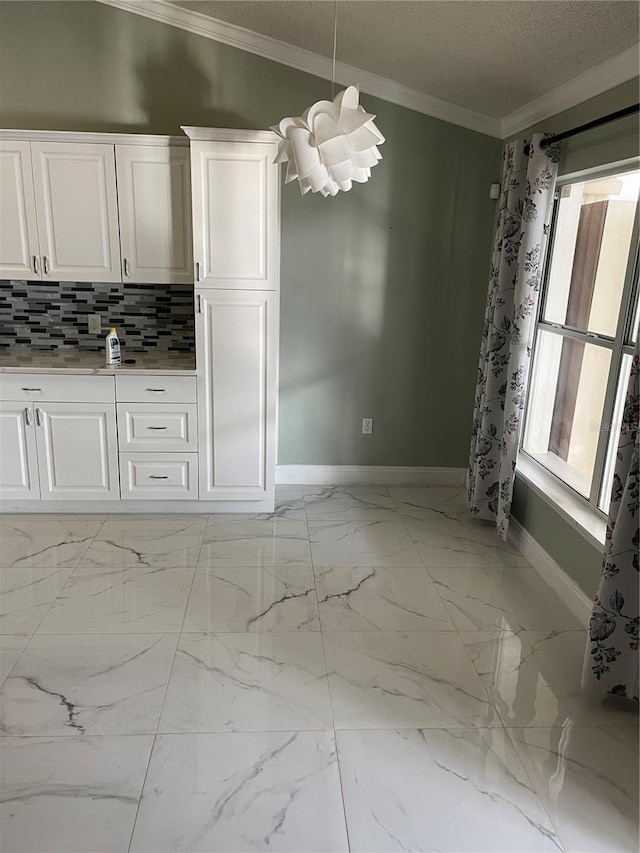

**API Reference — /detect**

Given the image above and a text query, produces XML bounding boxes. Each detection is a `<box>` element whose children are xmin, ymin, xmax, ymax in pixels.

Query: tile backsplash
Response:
<box><xmin>0</xmin><ymin>280</ymin><xmax>195</xmax><ymax>353</ymax></box>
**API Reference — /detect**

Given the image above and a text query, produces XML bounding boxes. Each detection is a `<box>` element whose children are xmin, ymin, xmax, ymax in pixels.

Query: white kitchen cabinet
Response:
<box><xmin>0</xmin><ymin>141</ymin><xmax>40</xmax><ymax>280</ymax></box>
<box><xmin>196</xmin><ymin>289</ymin><xmax>277</xmax><ymax>501</ymax></box>
<box><xmin>34</xmin><ymin>402</ymin><xmax>119</xmax><ymax>500</ymax></box>
<box><xmin>116</xmin><ymin>145</ymin><xmax>193</xmax><ymax>284</ymax></box>
<box><xmin>188</xmin><ymin>137</ymin><xmax>279</xmax><ymax>290</ymax></box>
<box><xmin>30</xmin><ymin>141</ymin><xmax>121</xmax><ymax>282</ymax></box>
<box><xmin>0</xmin><ymin>402</ymin><xmax>39</xmax><ymax>499</ymax></box>
<box><xmin>120</xmin><ymin>452</ymin><xmax>198</xmax><ymax>500</ymax></box>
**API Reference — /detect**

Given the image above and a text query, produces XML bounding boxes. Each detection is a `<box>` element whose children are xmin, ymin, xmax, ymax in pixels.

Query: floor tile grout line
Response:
<box><xmin>125</xmin><ymin>530</ymin><xmax>202</xmax><ymax>853</ymax></box>
<box><xmin>309</xmin><ymin>495</ymin><xmax>353</xmax><ymax>853</ymax></box>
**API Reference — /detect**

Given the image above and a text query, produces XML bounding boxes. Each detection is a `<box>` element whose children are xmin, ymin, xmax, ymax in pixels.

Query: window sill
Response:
<box><xmin>516</xmin><ymin>453</ymin><xmax>607</xmax><ymax>551</ymax></box>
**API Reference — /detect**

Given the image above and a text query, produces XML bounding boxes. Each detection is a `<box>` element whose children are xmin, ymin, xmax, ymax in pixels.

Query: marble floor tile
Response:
<box><xmin>0</xmin><ymin>633</ymin><xmax>178</xmax><ymax>735</ymax></box>
<box><xmin>305</xmin><ymin>485</ymin><xmax>398</xmax><ymax>520</ymax></box>
<box><xmin>159</xmin><ymin>632</ymin><xmax>332</xmax><ymax>732</ymax></box>
<box><xmin>83</xmin><ymin>532</ymin><xmax>203</xmax><ymax>569</ymax></box>
<box><xmin>337</xmin><ymin>727</ymin><xmax>562</xmax><ymax>852</ymax></box>
<box><xmin>315</xmin><ymin>565</ymin><xmax>455</xmax><ymax>631</ymax></box>
<box><xmin>129</xmin><ymin>731</ymin><xmax>349</xmax><ymax>852</ymax></box>
<box><xmin>509</xmin><ymin>726</ymin><xmax>639</xmax><ymax>852</ymax></box>
<box><xmin>309</xmin><ymin>519</ymin><xmax>423</xmax><ymax>567</ymax></box>
<box><xmin>0</xmin><ymin>635</ymin><xmax>29</xmax><ymax>684</ymax></box>
<box><xmin>0</xmin><ymin>734</ymin><xmax>153</xmax><ymax>852</ymax></box>
<box><xmin>199</xmin><ymin>519</ymin><xmax>312</xmax><ymax>568</ymax></box>
<box><xmin>389</xmin><ymin>485</ymin><xmax>470</xmax><ymax>520</ymax></box>
<box><xmin>0</xmin><ymin>514</ymin><xmax>106</xmax><ymax>539</ymax></box>
<box><xmin>460</xmin><ymin>629</ymin><xmax>639</xmax><ymax>728</ymax></box>
<box><xmin>427</xmin><ymin>562</ymin><xmax>582</xmax><ymax>631</ymax></box>
<box><xmin>324</xmin><ymin>631</ymin><xmax>499</xmax><ymax>729</ymax></box>
<box><xmin>0</xmin><ymin>535</ymin><xmax>93</xmax><ymax>569</ymax></box>
<box><xmin>36</xmin><ymin>565</ymin><xmax>195</xmax><ymax>634</ymax></box>
<box><xmin>0</xmin><ymin>566</ymin><xmax>75</xmax><ymax>634</ymax></box>
<box><xmin>98</xmin><ymin>515</ymin><xmax>207</xmax><ymax>538</ymax></box>
<box><xmin>404</xmin><ymin>515</ymin><xmax>530</xmax><ymax>568</ymax></box>
<box><xmin>183</xmin><ymin>566</ymin><xmax>319</xmax><ymax>632</ymax></box>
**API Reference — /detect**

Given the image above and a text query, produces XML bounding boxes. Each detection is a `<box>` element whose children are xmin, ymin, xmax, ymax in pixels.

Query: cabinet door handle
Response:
<box><xmin>149</xmin><ymin>475</ymin><xmax>168</xmax><ymax>479</ymax></box>
<box><xmin>32</xmin><ymin>255</ymin><xmax>40</xmax><ymax>275</ymax></box>
<box><xmin>42</xmin><ymin>256</ymin><xmax>50</xmax><ymax>275</ymax></box>
<box><xmin>35</xmin><ymin>408</ymin><xmax>43</xmax><ymax>427</ymax></box>
<box><xmin>24</xmin><ymin>407</ymin><xmax>32</xmax><ymax>426</ymax></box>
<box><xmin>197</xmin><ymin>293</ymin><xmax>202</xmax><ymax>314</ymax></box>
<box><xmin>196</xmin><ymin>261</ymin><xmax>201</xmax><ymax>282</ymax></box>
<box><xmin>147</xmin><ymin>426</ymin><xmax>168</xmax><ymax>430</ymax></box>
<box><xmin>21</xmin><ymin>387</ymin><xmax>43</xmax><ymax>392</ymax></box>
<box><xmin>123</xmin><ymin>258</ymin><xmax>130</xmax><ymax>277</ymax></box>
<box><xmin>146</xmin><ymin>388</ymin><xmax>166</xmax><ymax>393</ymax></box>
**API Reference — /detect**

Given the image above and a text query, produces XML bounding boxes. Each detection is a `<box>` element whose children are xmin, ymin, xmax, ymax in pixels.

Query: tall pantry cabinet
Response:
<box><xmin>183</xmin><ymin>128</ymin><xmax>280</xmax><ymax>505</ymax></box>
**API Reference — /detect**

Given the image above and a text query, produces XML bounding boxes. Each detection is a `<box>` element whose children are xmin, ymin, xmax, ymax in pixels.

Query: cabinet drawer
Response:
<box><xmin>0</xmin><ymin>373</ymin><xmax>115</xmax><ymax>403</ymax></box>
<box><xmin>115</xmin><ymin>374</ymin><xmax>196</xmax><ymax>404</ymax></box>
<box><xmin>117</xmin><ymin>403</ymin><xmax>197</xmax><ymax>451</ymax></box>
<box><xmin>119</xmin><ymin>452</ymin><xmax>198</xmax><ymax>500</ymax></box>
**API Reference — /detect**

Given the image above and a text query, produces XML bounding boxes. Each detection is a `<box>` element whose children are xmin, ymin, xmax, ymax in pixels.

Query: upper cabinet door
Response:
<box><xmin>31</xmin><ymin>142</ymin><xmax>121</xmax><ymax>282</ymax></box>
<box><xmin>0</xmin><ymin>141</ymin><xmax>41</xmax><ymax>280</ymax></box>
<box><xmin>191</xmin><ymin>141</ymin><xmax>279</xmax><ymax>290</ymax></box>
<box><xmin>116</xmin><ymin>144</ymin><xmax>193</xmax><ymax>285</ymax></box>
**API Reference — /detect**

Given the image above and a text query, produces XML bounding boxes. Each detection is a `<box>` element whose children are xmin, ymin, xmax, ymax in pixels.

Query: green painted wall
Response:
<box><xmin>512</xmin><ymin>77</ymin><xmax>639</xmax><ymax>594</ymax></box>
<box><xmin>0</xmin><ymin>0</ymin><xmax>502</xmax><ymax>466</ymax></box>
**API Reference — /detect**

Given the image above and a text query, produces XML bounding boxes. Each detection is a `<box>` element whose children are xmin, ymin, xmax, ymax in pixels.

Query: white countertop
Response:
<box><xmin>0</xmin><ymin>350</ymin><xmax>197</xmax><ymax>375</ymax></box>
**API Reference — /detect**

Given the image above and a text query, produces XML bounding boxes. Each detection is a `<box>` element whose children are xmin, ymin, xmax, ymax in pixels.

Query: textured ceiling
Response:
<box><xmin>167</xmin><ymin>0</ymin><xmax>640</xmax><ymax>117</ymax></box>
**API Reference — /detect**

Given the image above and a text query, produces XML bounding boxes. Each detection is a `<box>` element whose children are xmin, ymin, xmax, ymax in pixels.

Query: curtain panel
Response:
<box><xmin>582</xmin><ymin>342</ymin><xmax>639</xmax><ymax>701</ymax></box>
<box><xmin>468</xmin><ymin>134</ymin><xmax>560</xmax><ymax>538</ymax></box>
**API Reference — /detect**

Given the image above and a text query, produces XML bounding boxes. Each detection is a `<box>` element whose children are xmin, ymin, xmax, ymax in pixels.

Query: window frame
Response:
<box><xmin>519</xmin><ymin>158</ymin><xmax>640</xmax><ymax>522</ymax></box>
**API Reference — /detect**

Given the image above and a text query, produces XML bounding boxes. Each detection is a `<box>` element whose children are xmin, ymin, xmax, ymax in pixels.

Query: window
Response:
<box><xmin>522</xmin><ymin>164</ymin><xmax>639</xmax><ymax>515</ymax></box>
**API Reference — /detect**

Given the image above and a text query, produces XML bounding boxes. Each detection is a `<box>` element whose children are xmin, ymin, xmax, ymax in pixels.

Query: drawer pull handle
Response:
<box><xmin>21</xmin><ymin>387</ymin><xmax>43</xmax><ymax>392</ymax></box>
<box><xmin>147</xmin><ymin>426</ymin><xmax>168</xmax><ymax>430</ymax></box>
<box><xmin>149</xmin><ymin>475</ymin><xmax>169</xmax><ymax>479</ymax></box>
<box><xmin>146</xmin><ymin>388</ymin><xmax>166</xmax><ymax>393</ymax></box>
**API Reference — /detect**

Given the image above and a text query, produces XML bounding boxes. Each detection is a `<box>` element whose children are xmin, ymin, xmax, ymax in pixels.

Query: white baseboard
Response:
<box><xmin>508</xmin><ymin>517</ymin><xmax>593</xmax><ymax>626</ymax></box>
<box><xmin>275</xmin><ymin>465</ymin><xmax>466</xmax><ymax>486</ymax></box>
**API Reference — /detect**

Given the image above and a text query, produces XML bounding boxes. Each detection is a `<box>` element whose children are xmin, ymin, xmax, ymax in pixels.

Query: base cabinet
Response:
<box><xmin>35</xmin><ymin>403</ymin><xmax>119</xmax><ymax>500</ymax></box>
<box><xmin>197</xmin><ymin>289</ymin><xmax>277</xmax><ymax>501</ymax></box>
<box><xmin>0</xmin><ymin>381</ymin><xmax>119</xmax><ymax>502</ymax></box>
<box><xmin>0</xmin><ymin>402</ymin><xmax>39</xmax><ymax>499</ymax></box>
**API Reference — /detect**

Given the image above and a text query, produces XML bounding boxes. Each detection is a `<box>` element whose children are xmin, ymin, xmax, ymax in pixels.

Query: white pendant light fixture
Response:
<box><xmin>270</xmin><ymin>2</ymin><xmax>384</xmax><ymax>197</ymax></box>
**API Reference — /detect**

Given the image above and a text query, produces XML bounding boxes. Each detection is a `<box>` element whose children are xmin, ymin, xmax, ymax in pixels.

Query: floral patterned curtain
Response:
<box><xmin>468</xmin><ymin>134</ymin><xmax>560</xmax><ymax>539</ymax></box>
<box><xmin>582</xmin><ymin>342</ymin><xmax>639</xmax><ymax>701</ymax></box>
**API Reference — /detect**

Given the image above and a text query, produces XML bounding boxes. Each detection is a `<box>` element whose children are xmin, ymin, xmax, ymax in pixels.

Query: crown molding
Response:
<box><xmin>0</xmin><ymin>128</ymin><xmax>187</xmax><ymax>145</ymax></box>
<box><xmin>501</xmin><ymin>43</ymin><xmax>640</xmax><ymax>138</ymax></box>
<box><xmin>181</xmin><ymin>126</ymin><xmax>277</xmax><ymax>143</ymax></box>
<box><xmin>96</xmin><ymin>0</ymin><xmax>502</xmax><ymax>138</ymax></box>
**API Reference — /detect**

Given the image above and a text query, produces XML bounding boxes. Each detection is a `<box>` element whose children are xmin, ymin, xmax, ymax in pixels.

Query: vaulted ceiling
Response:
<box><xmin>102</xmin><ymin>0</ymin><xmax>640</xmax><ymax>135</ymax></box>
<box><xmin>167</xmin><ymin>1</ymin><xmax>639</xmax><ymax>117</ymax></box>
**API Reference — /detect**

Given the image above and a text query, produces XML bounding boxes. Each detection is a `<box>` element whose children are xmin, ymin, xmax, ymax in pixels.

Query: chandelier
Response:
<box><xmin>270</xmin><ymin>3</ymin><xmax>384</xmax><ymax>197</ymax></box>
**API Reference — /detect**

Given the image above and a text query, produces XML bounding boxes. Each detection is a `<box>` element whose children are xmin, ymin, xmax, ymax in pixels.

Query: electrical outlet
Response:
<box><xmin>88</xmin><ymin>314</ymin><xmax>101</xmax><ymax>335</ymax></box>
<box><xmin>361</xmin><ymin>417</ymin><xmax>373</xmax><ymax>435</ymax></box>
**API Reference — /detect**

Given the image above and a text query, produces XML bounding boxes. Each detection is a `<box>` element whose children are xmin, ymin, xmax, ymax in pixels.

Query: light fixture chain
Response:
<box><xmin>331</xmin><ymin>0</ymin><xmax>338</xmax><ymax>99</ymax></box>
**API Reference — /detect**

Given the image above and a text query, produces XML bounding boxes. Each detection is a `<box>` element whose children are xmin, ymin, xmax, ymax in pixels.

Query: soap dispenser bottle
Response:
<box><xmin>106</xmin><ymin>327</ymin><xmax>121</xmax><ymax>366</ymax></box>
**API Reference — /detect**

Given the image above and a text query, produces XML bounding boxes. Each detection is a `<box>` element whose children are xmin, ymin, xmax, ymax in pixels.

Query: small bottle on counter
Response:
<box><xmin>105</xmin><ymin>327</ymin><xmax>121</xmax><ymax>366</ymax></box>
